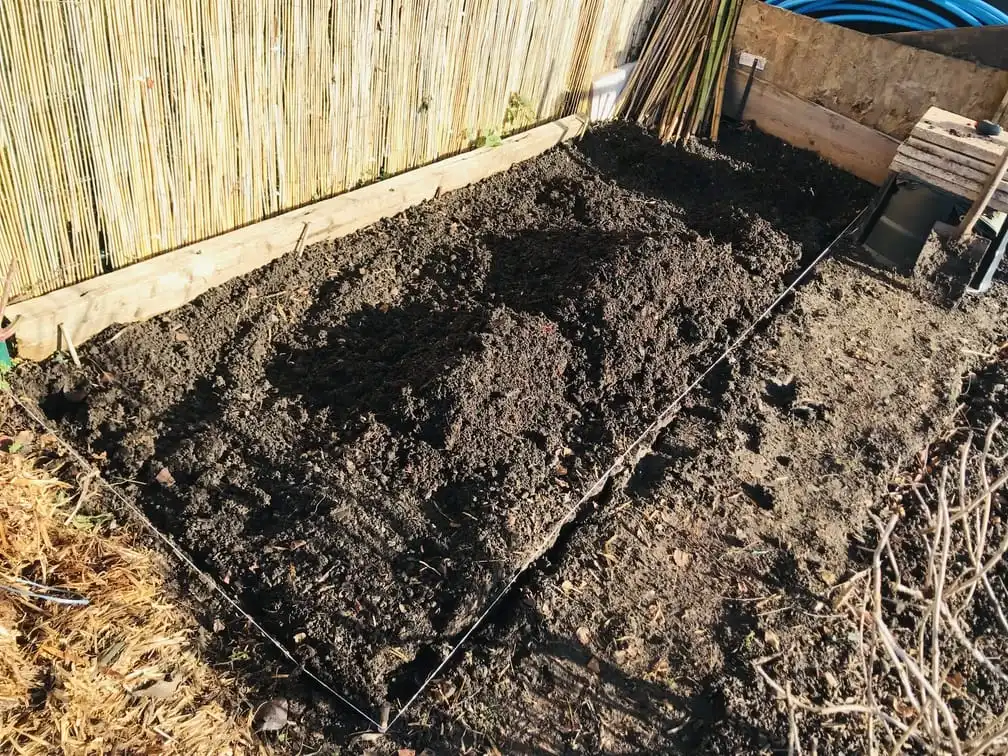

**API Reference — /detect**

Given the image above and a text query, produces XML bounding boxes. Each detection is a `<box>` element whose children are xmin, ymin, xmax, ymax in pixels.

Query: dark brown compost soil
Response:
<box><xmin>16</xmin><ymin>124</ymin><xmax>879</xmax><ymax>717</ymax></box>
<box><xmin>422</xmin><ymin>260</ymin><xmax>1005</xmax><ymax>755</ymax></box>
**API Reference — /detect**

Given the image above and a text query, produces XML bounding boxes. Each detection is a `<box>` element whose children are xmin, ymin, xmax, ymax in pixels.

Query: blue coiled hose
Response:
<box><xmin>776</xmin><ymin>0</ymin><xmax>958</xmax><ymax>26</ymax></box>
<box><xmin>814</xmin><ymin>13</ymin><xmax>942</xmax><ymax>26</ymax></box>
<box><xmin>765</xmin><ymin>0</ymin><xmax>1008</xmax><ymax>29</ymax></box>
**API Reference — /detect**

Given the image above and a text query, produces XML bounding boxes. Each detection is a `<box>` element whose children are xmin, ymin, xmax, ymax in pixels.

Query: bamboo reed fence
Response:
<box><xmin>0</xmin><ymin>0</ymin><xmax>662</xmax><ymax>302</ymax></box>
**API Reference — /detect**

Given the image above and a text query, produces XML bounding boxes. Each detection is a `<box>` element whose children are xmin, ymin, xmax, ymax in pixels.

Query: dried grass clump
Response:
<box><xmin>0</xmin><ymin>435</ymin><xmax>260</xmax><ymax>754</ymax></box>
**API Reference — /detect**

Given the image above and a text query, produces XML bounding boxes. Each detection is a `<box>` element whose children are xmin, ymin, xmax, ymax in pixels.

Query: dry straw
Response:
<box><xmin>0</xmin><ymin>419</ymin><xmax>260</xmax><ymax>754</ymax></box>
<box><xmin>0</xmin><ymin>0</ymin><xmax>662</xmax><ymax>302</ymax></box>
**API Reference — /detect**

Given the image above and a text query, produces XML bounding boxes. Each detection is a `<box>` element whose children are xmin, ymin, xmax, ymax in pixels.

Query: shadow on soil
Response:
<box><xmin>121</xmin><ymin>225</ymin><xmax>649</xmax><ymax>713</ymax></box>
<box><xmin>403</xmin><ymin>578</ymin><xmax>776</xmax><ymax>754</ymax></box>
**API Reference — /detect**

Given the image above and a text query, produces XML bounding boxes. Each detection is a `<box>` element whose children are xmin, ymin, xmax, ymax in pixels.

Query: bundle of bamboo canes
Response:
<box><xmin>617</xmin><ymin>0</ymin><xmax>744</xmax><ymax>143</ymax></box>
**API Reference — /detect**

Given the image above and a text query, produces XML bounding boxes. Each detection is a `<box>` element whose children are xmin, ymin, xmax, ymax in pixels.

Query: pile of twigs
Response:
<box><xmin>756</xmin><ymin>416</ymin><xmax>1008</xmax><ymax>754</ymax></box>
<box><xmin>618</xmin><ymin>0</ymin><xmax>744</xmax><ymax>143</ymax></box>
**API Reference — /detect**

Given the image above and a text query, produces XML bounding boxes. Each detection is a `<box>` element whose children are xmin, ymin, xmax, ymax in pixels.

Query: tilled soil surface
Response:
<box><xmin>415</xmin><ymin>260</ymin><xmax>1005</xmax><ymax>754</ymax></box>
<box><xmin>18</xmin><ymin>124</ymin><xmax>1008</xmax><ymax>754</ymax></box>
<box><xmin>18</xmin><ymin>124</ymin><xmax>870</xmax><ymax>714</ymax></box>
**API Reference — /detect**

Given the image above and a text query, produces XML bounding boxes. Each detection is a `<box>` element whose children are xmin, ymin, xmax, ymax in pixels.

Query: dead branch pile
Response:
<box><xmin>757</xmin><ymin>412</ymin><xmax>1008</xmax><ymax>755</ymax></box>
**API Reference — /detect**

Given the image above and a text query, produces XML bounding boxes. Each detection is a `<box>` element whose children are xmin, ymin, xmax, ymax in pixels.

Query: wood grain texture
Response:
<box><xmin>889</xmin><ymin>107</ymin><xmax>1008</xmax><ymax>212</ymax></box>
<box><xmin>911</xmin><ymin>107</ymin><xmax>1008</xmax><ymax>164</ymax></box>
<box><xmin>904</xmin><ymin>136</ymin><xmax>997</xmax><ymax>175</ymax></box>
<box><xmin>881</xmin><ymin>27</ymin><xmax>1008</xmax><ymax>71</ymax></box>
<box><xmin>732</xmin><ymin>0</ymin><xmax>1008</xmax><ymax>140</ymax></box>
<box><xmin>958</xmin><ymin>144</ymin><xmax>1008</xmax><ymax>235</ymax></box>
<box><xmin>890</xmin><ymin>153</ymin><xmax>1008</xmax><ymax>212</ymax></box>
<box><xmin>724</xmin><ymin>67</ymin><xmax>899</xmax><ymax>186</ymax></box>
<box><xmin>8</xmin><ymin>115</ymin><xmax>586</xmax><ymax>360</ymax></box>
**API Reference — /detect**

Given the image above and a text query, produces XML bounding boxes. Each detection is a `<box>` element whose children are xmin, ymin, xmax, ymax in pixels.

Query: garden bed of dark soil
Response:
<box><xmin>16</xmin><ymin>123</ymin><xmax>894</xmax><ymax>720</ymax></box>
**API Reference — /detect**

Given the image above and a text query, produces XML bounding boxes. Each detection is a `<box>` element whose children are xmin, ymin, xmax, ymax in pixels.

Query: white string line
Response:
<box><xmin>385</xmin><ymin>206</ymin><xmax>870</xmax><ymax>730</ymax></box>
<box><xmin>9</xmin><ymin>394</ymin><xmax>385</xmax><ymax>731</ymax></box>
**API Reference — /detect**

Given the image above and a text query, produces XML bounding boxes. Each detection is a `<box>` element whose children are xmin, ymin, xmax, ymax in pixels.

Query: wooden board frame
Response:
<box><xmin>732</xmin><ymin>0</ymin><xmax>1008</xmax><ymax>140</ymax></box>
<box><xmin>8</xmin><ymin>116</ymin><xmax>586</xmax><ymax>360</ymax></box>
<box><xmin>724</xmin><ymin>67</ymin><xmax>899</xmax><ymax>186</ymax></box>
<box><xmin>880</xmin><ymin>27</ymin><xmax>1008</xmax><ymax>71</ymax></box>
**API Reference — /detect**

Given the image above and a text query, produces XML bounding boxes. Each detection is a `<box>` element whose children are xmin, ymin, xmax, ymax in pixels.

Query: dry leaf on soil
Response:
<box><xmin>254</xmin><ymin>698</ymin><xmax>289</xmax><ymax>732</ymax></box>
<box><xmin>155</xmin><ymin>467</ymin><xmax>175</xmax><ymax>486</ymax></box>
<box><xmin>132</xmin><ymin>677</ymin><xmax>181</xmax><ymax>700</ymax></box>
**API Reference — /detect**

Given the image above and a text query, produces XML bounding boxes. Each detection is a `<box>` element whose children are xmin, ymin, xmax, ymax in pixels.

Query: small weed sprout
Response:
<box><xmin>502</xmin><ymin>92</ymin><xmax>536</xmax><ymax>134</ymax></box>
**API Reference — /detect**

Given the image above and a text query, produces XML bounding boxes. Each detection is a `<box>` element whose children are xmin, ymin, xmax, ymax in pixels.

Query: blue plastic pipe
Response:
<box><xmin>765</xmin><ymin>0</ymin><xmax>1008</xmax><ymax>29</ymax></box>
<box><xmin>815</xmin><ymin>11</ymin><xmax>942</xmax><ymax>26</ymax></box>
<box><xmin>777</xmin><ymin>0</ymin><xmax>957</xmax><ymax>27</ymax></box>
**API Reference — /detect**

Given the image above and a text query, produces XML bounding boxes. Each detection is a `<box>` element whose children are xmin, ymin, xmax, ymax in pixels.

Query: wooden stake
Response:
<box><xmin>993</xmin><ymin>84</ymin><xmax>1008</xmax><ymax>126</ymax></box>
<box><xmin>956</xmin><ymin>144</ymin><xmax>1008</xmax><ymax>239</ymax></box>
<box><xmin>58</xmin><ymin>323</ymin><xmax>81</xmax><ymax>367</ymax></box>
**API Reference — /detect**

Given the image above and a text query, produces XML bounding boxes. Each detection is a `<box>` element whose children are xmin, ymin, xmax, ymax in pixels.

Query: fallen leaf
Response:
<box><xmin>673</xmin><ymin>549</ymin><xmax>691</xmax><ymax>568</ymax></box>
<box><xmin>10</xmin><ymin>430</ymin><xmax>34</xmax><ymax>453</ymax></box>
<box><xmin>576</xmin><ymin>626</ymin><xmax>592</xmax><ymax>646</ymax></box>
<box><xmin>650</xmin><ymin>657</ymin><xmax>670</xmax><ymax>677</ymax></box>
<box><xmin>763</xmin><ymin>630</ymin><xmax>781</xmax><ymax>651</ymax></box>
<box><xmin>97</xmin><ymin>639</ymin><xmax>127</xmax><ymax>670</ymax></box>
<box><xmin>254</xmin><ymin>698</ymin><xmax>289</xmax><ymax>732</ymax></box>
<box><xmin>586</xmin><ymin>657</ymin><xmax>601</xmax><ymax>674</ymax></box>
<box><xmin>824</xmin><ymin>671</ymin><xmax>840</xmax><ymax>689</ymax></box>
<box><xmin>133</xmin><ymin>677</ymin><xmax>180</xmax><ymax>700</ymax></box>
<box><xmin>155</xmin><ymin>467</ymin><xmax>175</xmax><ymax>487</ymax></box>
<box><xmin>946</xmin><ymin>671</ymin><xmax>966</xmax><ymax>690</ymax></box>
<box><xmin>892</xmin><ymin>698</ymin><xmax>917</xmax><ymax>719</ymax></box>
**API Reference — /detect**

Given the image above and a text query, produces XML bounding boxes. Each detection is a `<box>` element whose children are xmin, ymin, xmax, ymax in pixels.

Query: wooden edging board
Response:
<box><xmin>733</xmin><ymin>0</ymin><xmax>1008</xmax><ymax>139</ymax></box>
<box><xmin>9</xmin><ymin>115</ymin><xmax>587</xmax><ymax>360</ymax></box>
<box><xmin>724</xmin><ymin>67</ymin><xmax>900</xmax><ymax>186</ymax></box>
